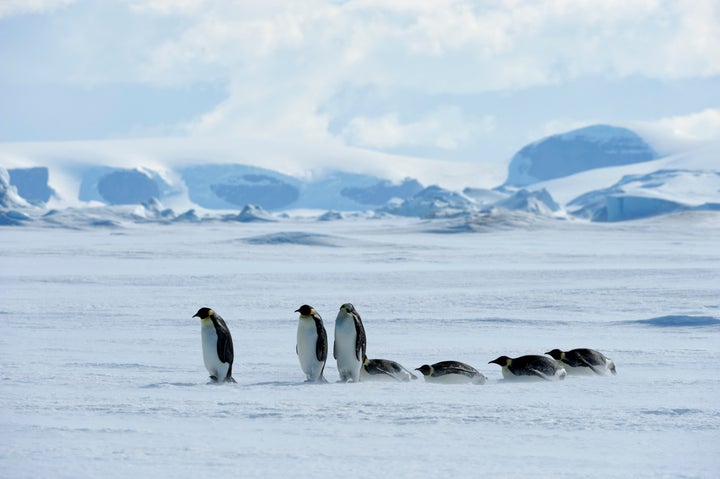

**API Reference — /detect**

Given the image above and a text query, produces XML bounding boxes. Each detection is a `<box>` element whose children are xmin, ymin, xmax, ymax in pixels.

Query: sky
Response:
<box><xmin>1</xmin><ymin>0</ymin><xmax>719</xmax><ymax>184</ymax></box>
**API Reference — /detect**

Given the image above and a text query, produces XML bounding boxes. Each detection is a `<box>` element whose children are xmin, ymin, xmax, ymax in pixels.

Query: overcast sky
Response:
<box><xmin>1</xmin><ymin>0</ymin><xmax>719</xmax><ymax>174</ymax></box>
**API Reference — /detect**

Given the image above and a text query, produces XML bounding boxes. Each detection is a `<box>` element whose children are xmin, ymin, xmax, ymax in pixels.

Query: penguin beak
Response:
<box><xmin>294</xmin><ymin>308</ymin><xmax>300</xmax><ymax>313</ymax></box>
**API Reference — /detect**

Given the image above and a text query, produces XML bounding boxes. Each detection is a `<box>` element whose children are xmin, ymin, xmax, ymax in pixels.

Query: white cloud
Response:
<box><xmin>654</xmin><ymin>108</ymin><xmax>720</xmax><ymax>141</ymax></box>
<box><xmin>341</xmin><ymin>107</ymin><xmax>494</xmax><ymax>150</ymax></box>
<box><xmin>0</xmin><ymin>0</ymin><xmax>76</xmax><ymax>18</ymax></box>
<box><xmin>130</xmin><ymin>0</ymin><xmax>207</xmax><ymax>16</ymax></box>
<box><xmin>2</xmin><ymin>0</ymin><xmax>718</xmax><ymax>164</ymax></box>
<box><xmin>632</xmin><ymin>108</ymin><xmax>720</xmax><ymax>154</ymax></box>
<box><xmin>122</xmin><ymin>0</ymin><xmax>720</xmax><ymax>89</ymax></box>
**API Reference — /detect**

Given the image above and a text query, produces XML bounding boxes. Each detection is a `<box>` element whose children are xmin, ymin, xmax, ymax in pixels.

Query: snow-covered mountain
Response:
<box><xmin>1</xmin><ymin>124</ymin><xmax>718</xmax><ymax>226</ymax></box>
<box><xmin>505</xmin><ymin>125</ymin><xmax>658</xmax><ymax>187</ymax></box>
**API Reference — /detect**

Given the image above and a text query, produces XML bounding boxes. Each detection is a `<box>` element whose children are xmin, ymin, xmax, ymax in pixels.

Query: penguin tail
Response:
<box><xmin>609</xmin><ymin>362</ymin><xmax>617</xmax><ymax>375</ymax></box>
<box><xmin>225</xmin><ymin>376</ymin><xmax>238</xmax><ymax>384</ymax></box>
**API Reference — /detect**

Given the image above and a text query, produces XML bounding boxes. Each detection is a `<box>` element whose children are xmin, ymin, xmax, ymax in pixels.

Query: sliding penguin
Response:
<box><xmin>193</xmin><ymin>307</ymin><xmax>236</xmax><ymax>383</ymax></box>
<box><xmin>295</xmin><ymin>304</ymin><xmax>328</xmax><ymax>382</ymax></box>
<box><xmin>546</xmin><ymin>348</ymin><xmax>617</xmax><ymax>375</ymax></box>
<box><xmin>416</xmin><ymin>361</ymin><xmax>487</xmax><ymax>384</ymax></box>
<box><xmin>334</xmin><ymin>303</ymin><xmax>367</xmax><ymax>382</ymax></box>
<box><xmin>489</xmin><ymin>354</ymin><xmax>566</xmax><ymax>381</ymax></box>
<box><xmin>361</xmin><ymin>356</ymin><xmax>417</xmax><ymax>382</ymax></box>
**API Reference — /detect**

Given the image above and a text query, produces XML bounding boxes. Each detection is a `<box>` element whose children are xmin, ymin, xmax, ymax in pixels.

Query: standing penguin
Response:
<box><xmin>334</xmin><ymin>303</ymin><xmax>367</xmax><ymax>382</ymax></box>
<box><xmin>295</xmin><ymin>304</ymin><xmax>328</xmax><ymax>382</ymax></box>
<box><xmin>489</xmin><ymin>354</ymin><xmax>566</xmax><ymax>381</ymax></box>
<box><xmin>545</xmin><ymin>348</ymin><xmax>617</xmax><ymax>375</ymax></box>
<box><xmin>193</xmin><ymin>307</ymin><xmax>236</xmax><ymax>383</ymax></box>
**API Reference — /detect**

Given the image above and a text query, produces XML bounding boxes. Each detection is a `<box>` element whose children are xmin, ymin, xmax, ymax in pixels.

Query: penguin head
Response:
<box><xmin>545</xmin><ymin>349</ymin><xmax>564</xmax><ymax>360</ymax></box>
<box><xmin>295</xmin><ymin>304</ymin><xmax>315</xmax><ymax>316</ymax></box>
<box><xmin>415</xmin><ymin>364</ymin><xmax>433</xmax><ymax>376</ymax></box>
<box><xmin>340</xmin><ymin>303</ymin><xmax>355</xmax><ymax>314</ymax></box>
<box><xmin>489</xmin><ymin>356</ymin><xmax>511</xmax><ymax>367</ymax></box>
<box><xmin>193</xmin><ymin>307</ymin><xmax>214</xmax><ymax>319</ymax></box>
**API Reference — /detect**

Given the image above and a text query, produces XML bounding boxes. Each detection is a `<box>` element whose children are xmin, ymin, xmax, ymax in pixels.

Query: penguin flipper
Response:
<box><xmin>578</xmin><ymin>356</ymin><xmax>604</xmax><ymax>375</ymax></box>
<box><xmin>315</xmin><ymin>318</ymin><xmax>328</xmax><ymax>363</ymax></box>
<box><xmin>213</xmin><ymin>318</ymin><xmax>234</xmax><ymax>365</ymax></box>
<box><xmin>375</xmin><ymin>361</ymin><xmax>405</xmax><ymax>381</ymax></box>
<box><xmin>352</xmin><ymin>311</ymin><xmax>367</xmax><ymax>362</ymax></box>
<box><xmin>527</xmin><ymin>369</ymin><xmax>552</xmax><ymax>381</ymax></box>
<box><xmin>443</xmin><ymin>364</ymin><xmax>478</xmax><ymax>379</ymax></box>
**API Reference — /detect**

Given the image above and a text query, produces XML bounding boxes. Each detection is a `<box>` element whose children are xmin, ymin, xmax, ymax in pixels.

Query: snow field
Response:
<box><xmin>1</xmin><ymin>215</ymin><xmax>719</xmax><ymax>478</ymax></box>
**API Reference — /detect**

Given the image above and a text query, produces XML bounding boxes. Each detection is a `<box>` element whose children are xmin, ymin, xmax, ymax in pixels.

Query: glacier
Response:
<box><xmin>1</xmin><ymin>124</ymin><xmax>718</xmax><ymax>225</ymax></box>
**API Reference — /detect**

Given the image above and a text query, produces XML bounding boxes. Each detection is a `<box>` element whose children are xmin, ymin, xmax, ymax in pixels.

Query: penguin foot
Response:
<box><xmin>225</xmin><ymin>376</ymin><xmax>237</xmax><ymax>384</ymax></box>
<box><xmin>209</xmin><ymin>375</ymin><xmax>218</xmax><ymax>382</ymax></box>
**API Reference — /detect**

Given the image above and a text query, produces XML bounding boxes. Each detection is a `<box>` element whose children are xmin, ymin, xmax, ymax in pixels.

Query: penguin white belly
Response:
<box><xmin>297</xmin><ymin>320</ymin><xmax>323</xmax><ymax>381</ymax></box>
<box><xmin>201</xmin><ymin>321</ymin><xmax>228</xmax><ymax>380</ymax></box>
<box><xmin>334</xmin><ymin>319</ymin><xmax>361</xmax><ymax>382</ymax></box>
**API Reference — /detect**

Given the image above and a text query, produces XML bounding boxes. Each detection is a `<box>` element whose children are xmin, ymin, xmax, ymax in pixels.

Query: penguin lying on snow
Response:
<box><xmin>334</xmin><ymin>303</ymin><xmax>367</xmax><ymax>383</ymax></box>
<box><xmin>295</xmin><ymin>304</ymin><xmax>328</xmax><ymax>382</ymax></box>
<box><xmin>545</xmin><ymin>348</ymin><xmax>617</xmax><ymax>375</ymax></box>
<box><xmin>489</xmin><ymin>354</ymin><xmax>566</xmax><ymax>381</ymax></box>
<box><xmin>361</xmin><ymin>356</ymin><xmax>417</xmax><ymax>382</ymax></box>
<box><xmin>193</xmin><ymin>307</ymin><xmax>236</xmax><ymax>383</ymax></box>
<box><xmin>416</xmin><ymin>361</ymin><xmax>487</xmax><ymax>384</ymax></box>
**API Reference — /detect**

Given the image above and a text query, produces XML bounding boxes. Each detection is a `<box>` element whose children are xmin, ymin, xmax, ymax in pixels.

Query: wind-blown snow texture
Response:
<box><xmin>1</xmin><ymin>215</ymin><xmax>719</xmax><ymax>478</ymax></box>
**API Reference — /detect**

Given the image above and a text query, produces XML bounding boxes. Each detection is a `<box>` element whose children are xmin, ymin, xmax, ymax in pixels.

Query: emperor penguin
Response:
<box><xmin>545</xmin><ymin>348</ymin><xmax>617</xmax><ymax>375</ymax></box>
<box><xmin>193</xmin><ymin>307</ymin><xmax>236</xmax><ymax>383</ymax></box>
<box><xmin>361</xmin><ymin>356</ymin><xmax>417</xmax><ymax>382</ymax></box>
<box><xmin>489</xmin><ymin>354</ymin><xmax>566</xmax><ymax>381</ymax></box>
<box><xmin>295</xmin><ymin>304</ymin><xmax>328</xmax><ymax>382</ymax></box>
<box><xmin>333</xmin><ymin>303</ymin><xmax>367</xmax><ymax>382</ymax></box>
<box><xmin>416</xmin><ymin>361</ymin><xmax>487</xmax><ymax>385</ymax></box>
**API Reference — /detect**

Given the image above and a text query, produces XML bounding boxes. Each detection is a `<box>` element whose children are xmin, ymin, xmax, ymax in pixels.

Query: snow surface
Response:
<box><xmin>1</xmin><ymin>214</ymin><xmax>719</xmax><ymax>478</ymax></box>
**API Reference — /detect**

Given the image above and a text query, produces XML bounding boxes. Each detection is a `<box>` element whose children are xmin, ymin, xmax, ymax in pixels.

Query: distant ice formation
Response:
<box><xmin>2</xmin><ymin>124</ymin><xmax>718</xmax><ymax>226</ymax></box>
<box><xmin>505</xmin><ymin>125</ymin><xmax>658</xmax><ymax>187</ymax></box>
<box><xmin>569</xmin><ymin>170</ymin><xmax>720</xmax><ymax>221</ymax></box>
